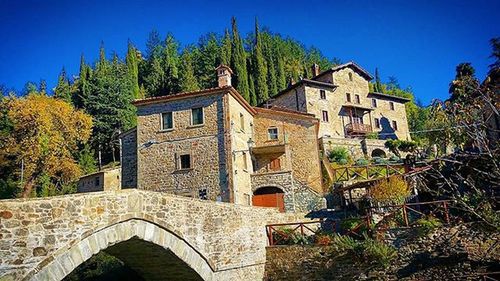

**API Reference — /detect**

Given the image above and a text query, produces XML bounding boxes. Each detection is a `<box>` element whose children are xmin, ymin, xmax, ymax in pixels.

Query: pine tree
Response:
<box><xmin>146</xmin><ymin>29</ymin><xmax>162</xmax><ymax>60</ymax></box>
<box><xmin>74</xmin><ymin>54</ymin><xmax>91</xmax><ymax>108</ymax></box>
<box><xmin>220</xmin><ymin>29</ymin><xmax>232</xmax><ymax>66</ymax></box>
<box><xmin>179</xmin><ymin>47</ymin><xmax>200</xmax><ymax>92</ymax></box>
<box><xmin>38</xmin><ymin>80</ymin><xmax>47</xmax><ymax>94</ymax></box>
<box><xmin>253</xmin><ymin>18</ymin><xmax>268</xmax><ymax>104</ymax></box>
<box><xmin>162</xmin><ymin>34</ymin><xmax>180</xmax><ymax>94</ymax></box>
<box><xmin>126</xmin><ymin>41</ymin><xmax>140</xmax><ymax>99</ymax></box>
<box><xmin>144</xmin><ymin>56</ymin><xmax>165</xmax><ymax>97</ymax></box>
<box><xmin>54</xmin><ymin>67</ymin><xmax>72</xmax><ymax>103</ymax></box>
<box><xmin>230</xmin><ymin>17</ymin><xmax>250</xmax><ymax>102</ymax></box>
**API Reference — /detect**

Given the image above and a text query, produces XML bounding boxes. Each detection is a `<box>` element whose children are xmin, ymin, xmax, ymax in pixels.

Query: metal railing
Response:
<box><xmin>332</xmin><ymin>164</ymin><xmax>406</xmax><ymax>183</ymax></box>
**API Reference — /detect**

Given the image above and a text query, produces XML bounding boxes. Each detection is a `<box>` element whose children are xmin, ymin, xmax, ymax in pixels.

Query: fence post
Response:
<box><xmin>268</xmin><ymin>226</ymin><xmax>274</xmax><ymax>246</ymax></box>
<box><xmin>402</xmin><ymin>204</ymin><xmax>409</xmax><ymax>227</ymax></box>
<box><xmin>443</xmin><ymin>201</ymin><xmax>450</xmax><ymax>224</ymax></box>
<box><xmin>300</xmin><ymin>223</ymin><xmax>304</xmax><ymax>236</ymax></box>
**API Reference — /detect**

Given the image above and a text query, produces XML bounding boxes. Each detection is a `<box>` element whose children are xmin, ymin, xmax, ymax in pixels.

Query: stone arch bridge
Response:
<box><xmin>0</xmin><ymin>190</ymin><xmax>304</xmax><ymax>281</ymax></box>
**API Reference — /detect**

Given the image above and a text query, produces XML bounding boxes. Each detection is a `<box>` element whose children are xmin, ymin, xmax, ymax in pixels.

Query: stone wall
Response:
<box><xmin>321</xmin><ymin>136</ymin><xmax>389</xmax><ymax>159</ymax></box>
<box><xmin>77</xmin><ymin>168</ymin><xmax>121</xmax><ymax>193</ymax></box>
<box><xmin>0</xmin><ymin>189</ymin><xmax>309</xmax><ymax>281</ymax></box>
<box><xmin>136</xmin><ymin>93</ymin><xmax>229</xmax><ymax>201</ymax></box>
<box><xmin>120</xmin><ymin>128</ymin><xmax>137</xmax><ymax>189</ymax></box>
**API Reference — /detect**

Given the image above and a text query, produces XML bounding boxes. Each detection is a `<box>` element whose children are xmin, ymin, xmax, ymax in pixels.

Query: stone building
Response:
<box><xmin>122</xmin><ymin>65</ymin><xmax>324</xmax><ymax>212</ymax></box>
<box><xmin>269</xmin><ymin>61</ymin><xmax>411</xmax><ymax>158</ymax></box>
<box><xmin>77</xmin><ymin>167</ymin><xmax>121</xmax><ymax>193</ymax></box>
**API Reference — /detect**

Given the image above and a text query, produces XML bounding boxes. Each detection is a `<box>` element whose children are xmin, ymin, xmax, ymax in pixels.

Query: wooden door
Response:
<box><xmin>252</xmin><ymin>193</ymin><xmax>285</xmax><ymax>212</ymax></box>
<box><xmin>270</xmin><ymin>158</ymin><xmax>281</xmax><ymax>171</ymax></box>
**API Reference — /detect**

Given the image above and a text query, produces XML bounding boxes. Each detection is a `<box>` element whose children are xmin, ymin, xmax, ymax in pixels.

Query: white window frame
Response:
<box><xmin>268</xmin><ymin>127</ymin><xmax>278</xmax><ymax>140</ymax></box>
<box><xmin>160</xmin><ymin>112</ymin><xmax>174</xmax><ymax>131</ymax></box>
<box><xmin>322</xmin><ymin>110</ymin><xmax>329</xmax><ymax>122</ymax></box>
<box><xmin>191</xmin><ymin>107</ymin><xmax>204</xmax><ymax>126</ymax></box>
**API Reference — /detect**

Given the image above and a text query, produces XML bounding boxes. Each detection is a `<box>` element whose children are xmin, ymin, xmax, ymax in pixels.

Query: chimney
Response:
<box><xmin>215</xmin><ymin>65</ymin><xmax>233</xmax><ymax>87</ymax></box>
<box><xmin>311</xmin><ymin>63</ymin><xmax>320</xmax><ymax>77</ymax></box>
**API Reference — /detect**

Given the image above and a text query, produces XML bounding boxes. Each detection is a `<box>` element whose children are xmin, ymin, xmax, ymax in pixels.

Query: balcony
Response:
<box><xmin>345</xmin><ymin>123</ymin><xmax>372</xmax><ymax>135</ymax></box>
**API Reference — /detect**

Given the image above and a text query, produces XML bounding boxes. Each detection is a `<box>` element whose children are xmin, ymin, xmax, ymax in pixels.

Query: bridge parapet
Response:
<box><xmin>0</xmin><ymin>189</ymin><xmax>306</xmax><ymax>281</ymax></box>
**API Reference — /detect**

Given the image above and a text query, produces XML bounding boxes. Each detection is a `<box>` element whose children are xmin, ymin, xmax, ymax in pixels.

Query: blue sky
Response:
<box><xmin>0</xmin><ymin>0</ymin><xmax>498</xmax><ymax>104</ymax></box>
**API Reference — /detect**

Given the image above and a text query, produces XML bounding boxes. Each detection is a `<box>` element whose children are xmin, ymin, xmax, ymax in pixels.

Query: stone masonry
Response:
<box><xmin>0</xmin><ymin>189</ymin><xmax>307</xmax><ymax>281</ymax></box>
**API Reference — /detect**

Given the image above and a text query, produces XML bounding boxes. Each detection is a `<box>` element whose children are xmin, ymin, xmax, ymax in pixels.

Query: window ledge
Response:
<box><xmin>173</xmin><ymin>168</ymin><xmax>194</xmax><ymax>173</ymax></box>
<box><xmin>158</xmin><ymin>129</ymin><xmax>174</xmax><ymax>133</ymax></box>
<box><xmin>187</xmin><ymin>124</ymin><xmax>205</xmax><ymax>129</ymax></box>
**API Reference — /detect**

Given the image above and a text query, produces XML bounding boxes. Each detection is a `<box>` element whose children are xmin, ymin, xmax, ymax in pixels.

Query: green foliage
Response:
<box><xmin>416</xmin><ymin>216</ymin><xmax>443</xmax><ymax>236</ymax></box>
<box><xmin>340</xmin><ymin>218</ymin><xmax>365</xmax><ymax>232</ymax></box>
<box><xmin>366</xmin><ymin>132</ymin><xmax>379</xmax><ymax>139</ymax></box>
<box><xmin>355</xmin><ymin>158</ymin><xmax>369</xmax><ymax>166</ymax></box>
<box><xmin>273</xmin><ymin>227</ymin><xmax>312</xmax><ymax>245</ymax></box>
<box><xmin>78</xmin><ymin>144</ymin><xmax>97</xmax><ymax>175</ymax></box>
<box><xmin>252</xmin><ymin>18</ymin><xmax>269</xmax><ymax>104</ymax></box>
<box><xmin>384</xmin><ymin>139</ymin><xmax>417</xmax><ymax>157</ymax></box>
<box><xmin>327</xmin><ymin>147</ymin><xmax>350</xmax><ymax>164</ymax></box>
<box><xmin>179</xmin><ymin>46</ymin><xmax>200</xmax><ymax>92</ymax></box>
<box><xmin>126</xmin><ymin>42</ymin><xmax>140</xmax><ymax>99</ymax></box>
<box><xmin>54</xmin><ymin>67</ymin><xmax>72</xmax><ymax>103</ymax></box>
<box><xmin>231</xmin><ymin>17</ymin><xmax>251</xmax><ymax>103</ymax></box>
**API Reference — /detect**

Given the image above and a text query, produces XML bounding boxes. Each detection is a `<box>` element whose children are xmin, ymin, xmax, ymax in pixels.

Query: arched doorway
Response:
<box><xmin>252</xmin><ymin>186</ymin><xmax>285</xmax><ymax>212</ymax></box>
<box><xmin>371</xmin><ymin>148</ymin><xmax>387</xmax><ymax>158</ymax></box>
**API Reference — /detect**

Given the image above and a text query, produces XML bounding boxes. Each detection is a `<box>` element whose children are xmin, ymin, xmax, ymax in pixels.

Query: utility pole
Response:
<box><xmin>98</xmin><ymin>144</ymin><xmax>102</xmax><ymax>170</ymax></box>
<box><xmin>20</xmin><ymin>158</ymin><xmax>24</xmax><ymax>188</ymax></box>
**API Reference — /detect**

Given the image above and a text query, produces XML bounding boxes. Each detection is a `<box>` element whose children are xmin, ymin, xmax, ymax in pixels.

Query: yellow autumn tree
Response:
<box><xmin>369</xmin><ymin>176</ymin><xmax>411</xmax><ymax>205</ymax></box>
<box><xmin>0</xmin><ymin>93</ymin><xmax>92</xmax><ymax>197</ymax></box>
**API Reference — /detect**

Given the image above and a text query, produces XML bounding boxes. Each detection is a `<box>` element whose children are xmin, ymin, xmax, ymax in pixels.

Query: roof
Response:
<box><xmin>314</xmin><ymin>61</ymin><xmax>374</xmax><ymax>81</ymax></box>
<box><xmin>215</xmin><ymin>64</ymin><xmax>234</xmax><ymax>74</ymax></box>
<box><xmin>255</xmin><ymin>106</ymin><xmax>318</xmax><ymax>120</ymax></box>
<box><xmin>79</xmin><ymin>166</ymin><xmax>121</xmax><ymax>179</ymax></box>
<box><xmin>368</xmin><ymin>92</ymin><xmax>411</xmax><ymax>103</ymax></box>
<box><xmin>118</xmin><ymin>127</ymin><xmax>136</xmax><ymax>138</ymax></box>
<box><xmin>267</xmin><ymin>79</ymin><xmax>337</xmax><ymax>103</ymax></box>
<box><xmin>132</xmin><ymin>86</ymin><xmax>257</xmax><ymax>115</ymax></box>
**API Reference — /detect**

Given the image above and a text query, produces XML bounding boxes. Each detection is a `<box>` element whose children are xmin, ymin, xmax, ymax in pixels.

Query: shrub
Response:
<box><xmin>416</xmin><ymin>216</ymin><xmax>442</xmax><ymax>236</ymax></box>
<box><xmin>370</xmin><ymin>176</ymin><xmax>411</xmax><ymax>205</ymax></box>
<box><xmin>341</xmin><ymin>218</ymin><xmax>364</xmax><ymax>232</ymax></box>
<box><xmin>273</xmin><ymin>227</ymin><xmax>311</xmax><ymax>245</ymax></box>
<box><xmin>338</xmin><ymin>158</ymin><xmax>349</xmax><ymax>165</ymax></box>
<box><xmin>355</xmin><ymin>158</ymin><xmax>369</xmax><ymax>166</ymax></box>
<box><xmin>364</xmin><ymin>238</ymin><xmax>398</xmax><ymax>268</ymax></box>
<box><xmin>388</xmin><ymin>155</ymin><xmax>401</xmax><ymax>163</ymax></box>
<box><xmin>372</xmin><ymin>157</ymin><xmax>388</xmax><ymax>165</ymax></box>
<box><xmin>328</xmin><ymin>147</ymin><xmax>350</xmax><ymax>164</ymax></box>
<box><xmin>366</xmin><ymin>132</ymin><xmax>379</xmax><ymax>139</ymax></box>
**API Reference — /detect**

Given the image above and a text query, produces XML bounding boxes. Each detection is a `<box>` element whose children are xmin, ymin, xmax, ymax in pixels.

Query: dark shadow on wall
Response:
<box><xmin>379</xmin><ymin>117</ymin><xmax>397</xmax><ymax>140</ymax></box>
<box><xmin>217</xmin><ymin>97</ymin><xmax>229</xmax><ymax>202</ymax></box>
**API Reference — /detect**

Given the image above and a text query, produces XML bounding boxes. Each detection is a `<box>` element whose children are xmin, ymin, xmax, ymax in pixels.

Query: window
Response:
<box><xmin>161</xmin><ymin>112</ymin><xmax>173</xmax><ymax>130</ymax></box>
<box><xmin>240</xmin><ymin>113</ymin><xmax>245</xmax><ymax>131</ymax></box>
<box><xmin>372</xmin><ymin>98</ymin><xmax>377</xmax><ymax>108</ymax></box>
<box><xmin>392</xmin><ymin>120</ymin><xmax>398</xmax><ymax>131</ymax></box>
<box><xmin>346</xmin><ymin>93</ymin><xmax>351</xmax><ymax>102</ymax></box>
<box><xmin>242</xmin><ymin>152</ymin><xmax>248</xmax><ymax>170</ymax></box>
<box><xmin>198</xmin><ymin>188</ymin><xmax>208</xmax><ymax>200</ymax></box>
<box><xmin>268</xmin><ymin>127</ymin><xmax>278</xmax><ymax>140</ymax></box>
<box><xmin>270</xmin><ymin>158</ymin><xmax>281</xmax><ymax>171</ymax></box>
<box><xmin>348</xmin><ymin>72</ymin><xmax>353</xmax><ymax>81</ymax></box>
<box><xmin>374</xmin><ymin>118</ymin><xmax>380</xmax><ymax>129</ymax></box>
<box><xmin>320</xmin><ymin>89</ymin><xmax>326</xmax><ymax>100</ymax></box>
<box><xmin>389</xmin><ymin>102</ymin><xmax>395</xmax><ymax>111</ymax></box>
<box><xmin>191</xmin><ymin>107</ymin><xmax>204</xmax><ymax>125</ymax></box>
<box><xmin>94</xmin><ymin>177</ymin><xmax>100</xmax><ymax>187</ymax></box>
<box><xmin>322</xmin><ymin>110</ymin><xmax>329</xmax><ymax>122</ymax></box>
<box><xmin>179</xmin><ymin>154</ymin><xmax>191</xmax><ymax>169</ymax></box>
<box><xmin>355</xmin><ymin>94</ymin><xmax>360</xmax><ymax>104</ymax></box>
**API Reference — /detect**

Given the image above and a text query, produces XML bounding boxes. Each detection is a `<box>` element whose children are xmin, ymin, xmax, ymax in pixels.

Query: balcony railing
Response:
<box><xmin>345</xmin><ymin>123</ymin><xmax>372</xmax><ymax>134</ymax></box>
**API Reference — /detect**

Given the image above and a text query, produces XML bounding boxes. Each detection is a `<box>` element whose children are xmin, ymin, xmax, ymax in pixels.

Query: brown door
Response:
<box><xmin>252</xmin><ymin>193</ymin><xmax>285</xmax><ymax>212</ymax></box>
<box><xmin>270</xmin><ymin>158</ymin><xmax>281</xmax><ymax>171</ymax></box>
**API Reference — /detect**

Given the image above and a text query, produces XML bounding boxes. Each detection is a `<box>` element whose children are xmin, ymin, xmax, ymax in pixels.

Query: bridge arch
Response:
<box><xmin>28</xmin><ymin>219</ymin><xmax>214</xmax><ymax>281</ymax></box>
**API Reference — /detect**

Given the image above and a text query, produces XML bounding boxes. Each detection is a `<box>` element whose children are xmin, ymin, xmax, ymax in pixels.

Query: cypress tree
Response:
<box><xmin>54</xmin><ymin>67</ymin><xmax>72</xmax><ymax>103</ymax></box>
<box><xmin>162</xmin><ymin>34</ymin><xmax>180</xmax><ymax>94</ymax></box>
<box><xmin>230</xmin><ymin>17</ymin><xmax>250</xmax><ymax>102</ymax></box>
<box><xmin>196</xmin><ymin>33</ymin><xmax>220</xmax><ymax>89</ymax></box>
<box><xmin>276</xmin><ymin>47</ymin><xmax>287</xmax><ymax>92</ymax></box>
<box><xmin>145</xmin><ymin>56</ymin><xmax>165</xmax><ymax>97</ymax></box>
<box><xmin>74</xmin><ymin>54</ymin><xmax>91</xmax><ymax>108</ymax></box>
<box><xmin>146</xmin><ymin>29</ymin><xmax>162</xmax><ymax>60</ymax></box>
<box><xmin>220</xmin><ymin>29</ymin><xmax>232</xmax><ymax>66</ymax></box>
<box><xmin>375</xmin><ymin>67</ymin><xmax>382</xmax><ymax>93</ymax></box>
<box><xmin>253</xmin><ymin>18</ymin><xmax>268</xmax><ymax>104</ymax></box>
<box><xmin>126</xmin><ymin>41</ymin><xmax>140</xmax><ymax>99</ymax></box>
<box><xmin>179</xmin><ymin>47</ymin><xmax>200</xmax><ymax>92</ymax></box>
<box><xmin>263</xmin><ymin>33</ymin><xmax>278</xmax><ymax>97</ymax></box>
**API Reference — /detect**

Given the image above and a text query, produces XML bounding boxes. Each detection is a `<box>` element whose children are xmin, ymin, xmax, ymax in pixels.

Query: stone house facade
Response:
<box><xmin>77</xmin><ymin>167</ymin><xmax>121</xmax><ymax>193</ymax></box>
<box><xmin>122</xmin><ymin>65</ymin><xmax>324</xmax><ymax>212</ymax></box>
<box><xmin>269</xmin><ymin>61</ymin><xmax>410</xmax><ymax>158</ymax></box>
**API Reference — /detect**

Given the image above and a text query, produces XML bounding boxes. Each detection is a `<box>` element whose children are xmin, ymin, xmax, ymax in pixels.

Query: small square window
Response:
<box><xmin>322</xmin><ymin>110</ymin><xmax>329</xmax><ymax>122</ymax></box>
<box><xmin>389</xmin><ymin>102</ymin><xmax>395</xmax><ymax>111</ymax></box>
<box><xmin>161</xmin><ymin>112</ymin><xmax>173</xmax><ymax>130</ymax></box>
<box><xmin>320</xmin><ymin>90</ymin><xmax>326</xmax><ymax>100</ymax></box>
<box><xmin>268</xmin><ymin>127</ymin><xmax>278</xmax><ymax>140</ymax></box>
<box><xmin>346</xmin><ymin>93</ymin><xmax>351</xmax><ymax>102</ymax></box>
<box><xmin>199</xmin><ymin>188</ymin><xmax>208</xmax><ymax>200</ymax></box>
<box><xmin>355</xmin><ymin>94</ymin><xmax>360</xmax><ymax>104</ymax></box>
<box><xmin>374</xmin><ymin>118</ymin><xmax>380</xmax><ymax>129</ymax></box>
<box><xmin>191</xmin><ymin>107</ymin><xmax>204</xmax><ymax>125</ymax></box>
<box><xmin>180</xmin><ymin>154</ymin><xmax>191</xmax><ymax>169</ymax></box>
<box><xmin>372</xmin><ymin>99</ymin><xmax>377</xmax><ymax>108</ymax></box>
<box><xmin>392</xmin><ymin>120</ymin><xmax>398</xmax><ymax>130</ymax></box>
